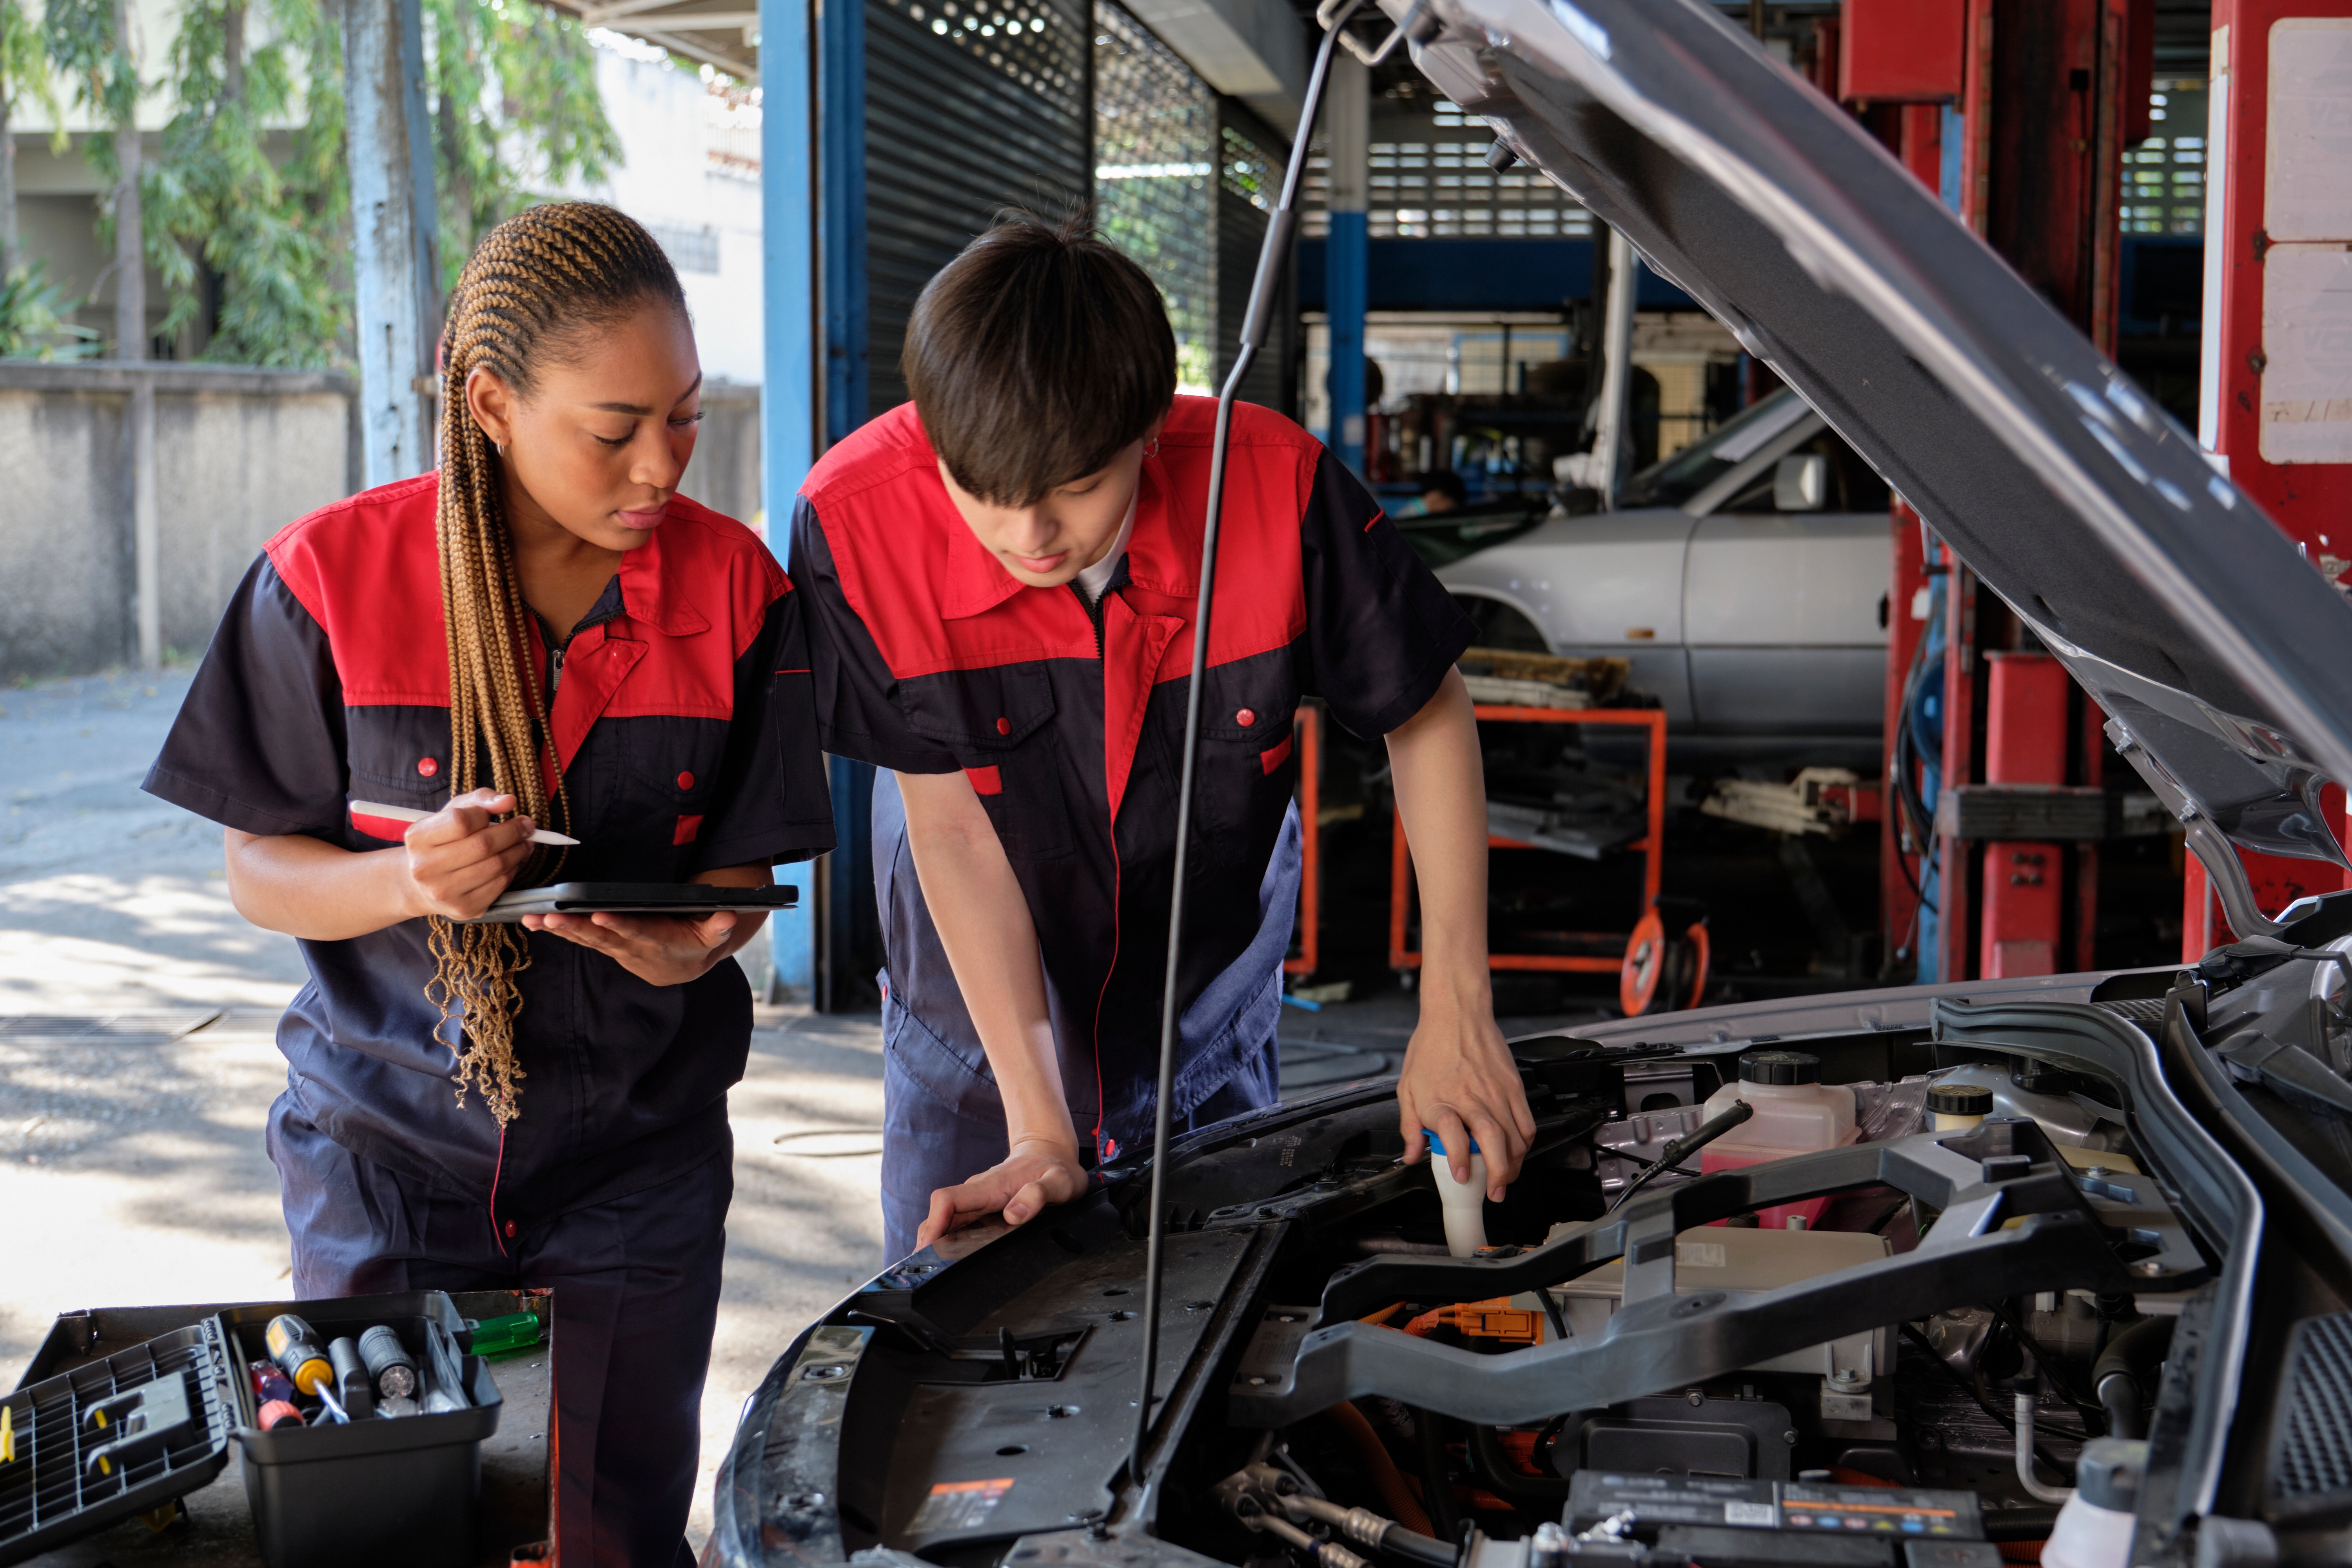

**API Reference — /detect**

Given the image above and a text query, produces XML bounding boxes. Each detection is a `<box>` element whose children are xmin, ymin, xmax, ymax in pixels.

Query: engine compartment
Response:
<box><xmin>1146</xmin><ymin>1031</ymin><xmax>2201</xmax><ymax>1568</ymax></box>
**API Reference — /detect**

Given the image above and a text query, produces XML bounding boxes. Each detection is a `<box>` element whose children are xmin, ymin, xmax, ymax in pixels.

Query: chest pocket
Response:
<box><xmin>898</xmin><ymin>667</ymin><xmax>1071</xmax><ymax>861</ymax></box>
<box><xmin>1193</xmin><ymin>657</ymin><xmax>1301</xmax><ymax>870</ymax></box>
<box><xmin>626</xmin><ymin>728</ymin><xmax>726</xmax><ymax>851</ymax></box>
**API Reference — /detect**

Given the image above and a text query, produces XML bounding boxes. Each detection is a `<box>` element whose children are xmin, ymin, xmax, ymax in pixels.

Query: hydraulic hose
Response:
<box><xmin>1465</xmin><ymin>1421</ymin><xmax>1572</xmax><ymax>1512</ymax></box>
<box><xmin>1412</xmin><ymin>1407</ymin><xmax>1462</xmax><ymax>1542</ymax></box>
<box><xmin>1319</xmin><ymin>1403</ymin><xmax>1437</xmax><ymax>1536</ymax></box>
<box><xmin>1608</xmin><ymin>1099</ymin><xmax>1755</xmax><ymax>1213</ymax></box>
<box><xmin>1285</xmin><ymin>1494</ymin><xmax>1459</xmax><ymax>1568</ymax></box>
<box><xmin>2093</xmin><ymin>1316</ymin><xmax>2174</xmax><ymax>1442</ymax></box>
<box><xmin>1980</xmin><ymin>1507</ymin><xmax>2061</xmax><ymax>1543</ymax></box>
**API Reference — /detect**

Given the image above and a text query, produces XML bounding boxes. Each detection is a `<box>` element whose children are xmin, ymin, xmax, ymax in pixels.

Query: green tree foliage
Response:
<box><xmin>424</xmin><ymin>0</ymin><xmax>621</xmax><ymax>293</ymax></box>
<box><xmin>58</xmin><ymin>0</ymin><xmax>623</xmax><ymax>368</ymax></box>
<box><xmin>148</xmin><ymin>0</ymin><xmax>347</xmax><ymax>364</ymax></box>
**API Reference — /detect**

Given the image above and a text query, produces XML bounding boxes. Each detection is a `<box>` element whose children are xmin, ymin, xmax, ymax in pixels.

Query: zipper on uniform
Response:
<box><xmin>1071</xmin><ymin>582</ymin><xmax>1107</xmax><ymax>659</ymax></box>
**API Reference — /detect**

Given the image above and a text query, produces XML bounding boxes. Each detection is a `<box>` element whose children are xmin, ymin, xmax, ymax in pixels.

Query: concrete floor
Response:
<box><xmin>2</xmin><ymin>669</ymin><xmax>1601</xmax><ymax>1555</ymax></box>
<box><xmin>0</xmin><ymin>671</ymin><xmax>897</xmax><ymax>1550</ymax></box>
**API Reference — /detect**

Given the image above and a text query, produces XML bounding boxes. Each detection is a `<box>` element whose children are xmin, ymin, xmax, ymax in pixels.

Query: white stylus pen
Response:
<box><xmin>350</xmin><ymin>800</ymin><xmax>580</xmax><ymax>847</ymax></box>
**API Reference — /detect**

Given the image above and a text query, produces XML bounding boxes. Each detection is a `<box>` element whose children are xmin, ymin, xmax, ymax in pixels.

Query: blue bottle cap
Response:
<box><xmin>1423</xmin><ymin>1129</ymin><xmax>1480</xmax><ymax>1158</ymax></box>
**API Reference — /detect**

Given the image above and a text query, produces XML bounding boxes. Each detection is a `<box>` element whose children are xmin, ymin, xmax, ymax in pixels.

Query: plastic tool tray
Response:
<box><xmin>0</xmin><ymin>1318</ymin><xmax>236</xmax><ymax>1565</ymax></box>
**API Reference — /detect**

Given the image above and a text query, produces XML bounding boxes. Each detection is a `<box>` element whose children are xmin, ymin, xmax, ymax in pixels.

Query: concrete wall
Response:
<box><xmin>691</xmin><ymin>381</ymin><xmax>764</xmax><ymax>530</ymax></box>
<box><xmin>0</xmin><ymin>365</ymin><xmax>770</xmax><ymax>682</ymax></box>
<box><xmin>0</xmin><ymin>363</ymin><xmax>356</xmax><ymax>680</ymax></box>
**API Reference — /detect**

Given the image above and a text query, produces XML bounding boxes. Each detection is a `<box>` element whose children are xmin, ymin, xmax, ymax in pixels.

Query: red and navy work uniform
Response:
<box><xmin>144</xmin><ymin>474</ymin><xmax>833</xmax><ymax>1568</ymax></box>
<box><xmin>791</xmin><ymin>395</ymin><xmax>1474</xmax><ymax>1258</ymax></box>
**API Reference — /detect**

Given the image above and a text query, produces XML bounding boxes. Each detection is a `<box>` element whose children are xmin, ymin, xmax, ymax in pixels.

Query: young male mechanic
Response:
<box><xmin>791</xmin><ymin>215</ymin><xmax>1537</xmax><ymax>1259</ymax></box>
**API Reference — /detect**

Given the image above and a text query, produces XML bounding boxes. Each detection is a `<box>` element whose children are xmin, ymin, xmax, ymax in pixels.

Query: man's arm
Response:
<box><xmin>895</xmin><ymin>769</ymin><xmax>1090</xmax><ymax>1247</ymax></box>
<box><xmin>1387</xmin><ymin>667</ymin><xmax>1536</xmax><ymax>1198</ymax></box>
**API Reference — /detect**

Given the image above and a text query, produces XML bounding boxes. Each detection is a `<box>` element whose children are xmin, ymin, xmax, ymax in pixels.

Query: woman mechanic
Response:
<box><xmin>145</xmin><ymin>201</ymin><xmax>835</xmax><ymax>1565</ymax></box>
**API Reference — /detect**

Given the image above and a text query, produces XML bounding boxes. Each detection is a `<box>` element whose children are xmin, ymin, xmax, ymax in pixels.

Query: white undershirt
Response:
<box><xmin>1073</xmin><ymin>489</ymin><xmax>1138</xmax><ymax>603</ymax></box>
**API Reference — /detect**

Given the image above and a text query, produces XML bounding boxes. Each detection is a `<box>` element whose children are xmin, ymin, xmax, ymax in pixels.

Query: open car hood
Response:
<box><xmin>1384</xmin><ymin>0</ymin><xmax>2352</xmax><ymax>927</ymax></box>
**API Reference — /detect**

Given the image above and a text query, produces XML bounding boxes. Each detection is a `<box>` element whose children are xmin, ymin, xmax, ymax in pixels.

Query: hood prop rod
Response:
<box><xmin>1132</xmin><ymin>0</ymin><xmax>1365</xmax><ymax>1484</ymax></box>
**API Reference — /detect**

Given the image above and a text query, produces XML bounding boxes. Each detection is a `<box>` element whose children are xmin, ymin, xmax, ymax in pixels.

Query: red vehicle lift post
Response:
<box><xmin>1847</xmin><ymin>0</ymin><xmax>2149</xmax><ymax>980</ymax></box>
<box><xmin>2181</xmin><ymin>0</ymin><xmax>2352</xmax><ymax>954</ymax></box>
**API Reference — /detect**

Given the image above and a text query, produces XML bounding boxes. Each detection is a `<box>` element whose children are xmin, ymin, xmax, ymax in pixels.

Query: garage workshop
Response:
<box><xmin>4</xmin><ymin>0</ymin><xmax>2352</xmax><ymax>1564</ymax></box>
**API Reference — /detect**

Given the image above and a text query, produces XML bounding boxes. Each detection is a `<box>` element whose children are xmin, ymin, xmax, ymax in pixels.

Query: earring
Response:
<box><xmin>495</xmin><ymin>442</ymin><xmax>507</xmax><ymax>457</ymax></box>
<box><xmin>1146</xmin><ymin>438</ymin><xmax>1160</xmax><ymax>457</ymax></box>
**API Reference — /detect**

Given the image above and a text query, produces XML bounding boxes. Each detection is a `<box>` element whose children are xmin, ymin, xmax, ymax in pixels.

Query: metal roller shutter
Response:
<box><xmin>1218</xmin><ymin>102</ymin><xmax>1296</xmax><ymax>417</ymax></box>
<box><xmin>864</xmin><ymin>0</ymin><xmax>1093</xmax><ymax>420</ymax></box>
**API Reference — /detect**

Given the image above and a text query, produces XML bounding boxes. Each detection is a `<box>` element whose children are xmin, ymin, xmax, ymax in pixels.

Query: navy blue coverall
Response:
<box><xmin>146</xmin><ymin>472</ymin><xmax>835</xmax><ymax>1566</ymax></box>
<box><xmin>789</xmin><ymin>396</ymin><xmax>1473</xmax><ymax>1259</ymax></box>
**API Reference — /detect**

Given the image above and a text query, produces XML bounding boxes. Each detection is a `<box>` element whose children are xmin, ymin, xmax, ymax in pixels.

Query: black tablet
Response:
<box><xmin>463</xmin><ymin>883</ymin><xmax>801</xmax><ymax>923</ymax></box>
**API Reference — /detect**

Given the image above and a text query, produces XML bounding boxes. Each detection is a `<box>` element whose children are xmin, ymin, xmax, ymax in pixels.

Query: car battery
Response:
<box><xmin>1565</xmin><ymin>1471</ymin><xmax>1985</xmax><ymax>1544</ymax></box>
<box><xmin>2</xmin><ymin>1290</ymin><xmax>506</xmax><ymax>1568</ymax></box>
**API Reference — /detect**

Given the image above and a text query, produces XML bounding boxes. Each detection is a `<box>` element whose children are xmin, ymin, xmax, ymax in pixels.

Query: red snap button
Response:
<box><xmin>677</xmin><ymin>771</ymin><xmax>695</xmax><ymax>790</ymax></box>
<box><xmin>503</xmin><ymin>1220</ymin><xmax>516</xmax><ymax>1239</ymax></box>
<box><xmin>417</xmin><ymin>757</ymin><xmax>439</xmax><ymax>778</ymax></box>
<box><xmin>996</xmin><ymin>717</ymin><xmax>1012</xmax><ymax>735</ymax></box>
<box><xmin>1236</xmin><ymin>708</ymin><xmax>1256</xmax><ymax>726</ymax></box>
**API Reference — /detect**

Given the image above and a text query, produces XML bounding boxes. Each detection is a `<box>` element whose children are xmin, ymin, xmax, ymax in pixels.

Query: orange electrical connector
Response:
<box><xmin>1395</xmin><ymin>1296</ymin><xmax>1546</xmax><ymax>1345</ymax></box>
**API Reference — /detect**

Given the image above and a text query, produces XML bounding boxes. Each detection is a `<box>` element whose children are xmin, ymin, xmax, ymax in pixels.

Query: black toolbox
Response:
<box><xmin>3</xmin><ymin>1290</ymin><xmax>516</xmax><ymax>1568</ymax></box>
<box><xmin>216</xmin><ymin>1292</ymin><xmax>505</xmax><ymax>1568</ymax></box>
<box><xmin>0</xmin><ymin>1319</ymin><xmax>238</xmax><ymax>1564</ymax></box>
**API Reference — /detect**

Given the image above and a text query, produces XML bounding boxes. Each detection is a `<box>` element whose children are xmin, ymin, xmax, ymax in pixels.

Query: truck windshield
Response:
<box><xmin>1617</xmin><ymin>388</ymin><xmax>1809</xmax><ymax>509</ymax></box>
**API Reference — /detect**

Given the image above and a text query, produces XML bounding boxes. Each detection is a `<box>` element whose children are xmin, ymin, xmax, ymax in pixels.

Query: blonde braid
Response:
<box><xmin>427</xmin><ymin>201</ymin><xmax>688</xmax><ymax>1125</ymax></box>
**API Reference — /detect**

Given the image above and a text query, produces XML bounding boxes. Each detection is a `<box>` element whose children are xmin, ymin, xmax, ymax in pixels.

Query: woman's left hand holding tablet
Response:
<box><xmin>522</xmin><ymin>907</ymin><xmax>743</xmax><ymax>986</ymax></box>
<box><xmin>521</xmin><ymin>865</ymin><xmax>771</xmax><ymax>987</ymax></box>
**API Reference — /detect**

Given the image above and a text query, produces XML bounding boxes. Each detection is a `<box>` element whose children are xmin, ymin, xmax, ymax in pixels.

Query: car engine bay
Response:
<box><xmin>713</xmin><ymin>926</ymin><xmax>2352</xmax><ymax>1568</ymax></box>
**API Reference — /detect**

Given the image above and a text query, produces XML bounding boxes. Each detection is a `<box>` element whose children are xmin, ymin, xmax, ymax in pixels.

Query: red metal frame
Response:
<box><xmin>1389</xmin><ymin>706</ymin><xmax>1669</xmax><ymax>974</ymax></box>
<box><xmin>1840</xmin><ymin>0</ymin><xmax>1966</xmax><ymax>102</ymax></box>
<box><xmin>1883</xmin><ymin>502</ymin><xmax>1935</xmax><ymax>969</ymax></box>
<box><xmin>1285</xmin><ymin>702</ymin><xmax>1323</xmax><ymax>979</ymax></box>
<box><xmin>1977</xmin><ymin>653</ymin><xmax>2073</xmax><ymax>976</ymax></box>
<box><xmin>2179</xmin><ymin>0</ymin><xmax>2352</xmax><ymax>954</ymax></box>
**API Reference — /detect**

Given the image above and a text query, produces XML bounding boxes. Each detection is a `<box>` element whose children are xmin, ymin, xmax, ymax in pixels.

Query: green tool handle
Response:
<box><xmin>465</xmin><ymin>1312</ymin><xmax>544</xmax><ymax>1355</ymax></box>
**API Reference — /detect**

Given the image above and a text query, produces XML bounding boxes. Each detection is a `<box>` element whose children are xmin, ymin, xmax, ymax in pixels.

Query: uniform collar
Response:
<box><xmin>938</xmin><ymin>451</ymin><xmax>1196</xmax><ymax>619</ymax></box>
<box><xmin>613</xmin><ymin>510</ymin><xmax>711</xmax><ymax>636</ymax></box>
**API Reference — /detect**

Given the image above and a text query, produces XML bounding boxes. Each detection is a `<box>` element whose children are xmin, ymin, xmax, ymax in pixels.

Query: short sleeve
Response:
<box><xmin>144</xmin><ymin>554</ymin><xmax>352</xmax><ymax>836</ymax></box>
<box><xmin>1298</xmin><ymin>448</ymin><xmax>1476</xmax><ymax>739</ymax></box>
<box><xmin>788</xmin><ymin>495</ymin><xmax>961</xmax><ymax>774</ymax></box>
<box><xmin>686</xmin><ymin>586</ymin><xmax>839</xmax><ymax>873</ymax></box>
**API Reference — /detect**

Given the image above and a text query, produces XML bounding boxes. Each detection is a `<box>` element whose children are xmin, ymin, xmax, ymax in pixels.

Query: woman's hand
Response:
<box><xmin>521</xmin><ymin>907</ymin><xmax>746</xmax><ymax>986</ymax></box>
<box><xmin>522</xmin><ymin>862</ymin><xmax>771</xmax><ymax>985</ymax></box>
<box><xmin>913</xmin><ymin>1134</ymin><xmax>1090</xmax><ymax>1251</ymax></box>
<box><xmin>395</xmin><ymin>788</ymin><xmax>539</xmax><ymax>920</ymax></box>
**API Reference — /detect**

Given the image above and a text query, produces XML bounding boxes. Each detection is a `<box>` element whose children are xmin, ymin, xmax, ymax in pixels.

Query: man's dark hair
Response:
<box><xmin>902</xmin><ymin>212</ymin><xmax>1177</xmax><ymax>506</ymax></box>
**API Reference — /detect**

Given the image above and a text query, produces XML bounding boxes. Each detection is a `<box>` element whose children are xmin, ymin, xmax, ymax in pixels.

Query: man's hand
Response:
<box><xmin>523</xmin><ymin>907</ymin><xmax>744</xmax><ymax>986</ymax></box>
<box><xmin>396</xmin><ymin>788</ymin><xmax>537</xmax><ymax>920</ymax></box>
<box><xmin>914</xmin><ymin>1134</ymin><xmax>1089</xmax><ymax>1251</ymax></box>
<box><xmin>1396</xmin><ymin>995</ymin><xmax>1535</xmax><ymax>1201</ymax></box>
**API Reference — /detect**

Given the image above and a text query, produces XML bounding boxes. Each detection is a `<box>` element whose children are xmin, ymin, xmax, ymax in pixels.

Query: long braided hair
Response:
<box><xmin>431</xmin><ymin>201</ymin><xmax>687</xmax><ymax>1124</ymax></box>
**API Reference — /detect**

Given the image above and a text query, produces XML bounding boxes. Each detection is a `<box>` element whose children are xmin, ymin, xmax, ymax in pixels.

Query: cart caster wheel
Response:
<box><xmin>1620</xmin><ymin>907</ymin><xmax>1710</xmax><ymax>1016</ymax></box>
<box><xmin>140</xmin><ymin>1497</ymin><xmax>189</xmax><ymax>1533</ymax></box>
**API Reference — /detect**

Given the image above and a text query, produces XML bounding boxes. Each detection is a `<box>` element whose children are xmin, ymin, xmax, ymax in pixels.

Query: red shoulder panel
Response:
<box><xmin>806</xmin><ymin>403</ymin><xmax>1100</xmax><ymax>679</ymax></box>
<box><xmin>265</xmin><ymin>474</ymin><xmax>448</xmax><ymax>707</ymax></box>
<box><xmin>265</xmin><ymin>475</ymin><xmax>785</xmax><ymax>730</ymax></box>
<box><xmin>600</xmin><ymin>493</ymin><xmax>786</xmax><ymax>722</ymax></box>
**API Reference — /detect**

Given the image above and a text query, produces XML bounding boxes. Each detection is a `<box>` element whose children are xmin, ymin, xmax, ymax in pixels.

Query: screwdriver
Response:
<box><xmin>263</xmin><ymin>1314</ymin><xmax>350</xmax><ymax>1424</ymax></box>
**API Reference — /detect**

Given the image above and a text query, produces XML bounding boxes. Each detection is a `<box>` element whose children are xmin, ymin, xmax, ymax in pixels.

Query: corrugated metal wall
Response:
<box><xmin>864</xmin><ymin>0</ymin><xmax>1094</xmax><ymax>419</ymax></box>
<box><xmin>1218</xmin><ymin>102</ymin><xmax>1296</xmax><ymax>417</ymax></box>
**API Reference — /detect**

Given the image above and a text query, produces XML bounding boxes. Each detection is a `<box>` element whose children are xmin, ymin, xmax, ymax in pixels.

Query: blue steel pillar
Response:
<box><xmin>755</xmin><ymin>0</ymin><xmax>878</xmax><ymax>1009</ymax></box>
<box><xmin>1323</xmin><ymin>53</ymin><xmax>1369</xmax><ymax>475</ymax></box>
<box><xmin>819</xmin><ymin>0</ymin><xmax>867</xmax><ymax>440</ymax></box>
<box><xmin>760</xmin><ymin>0</ymin><xmax>819</xmax><ymax>998</ymax></box>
